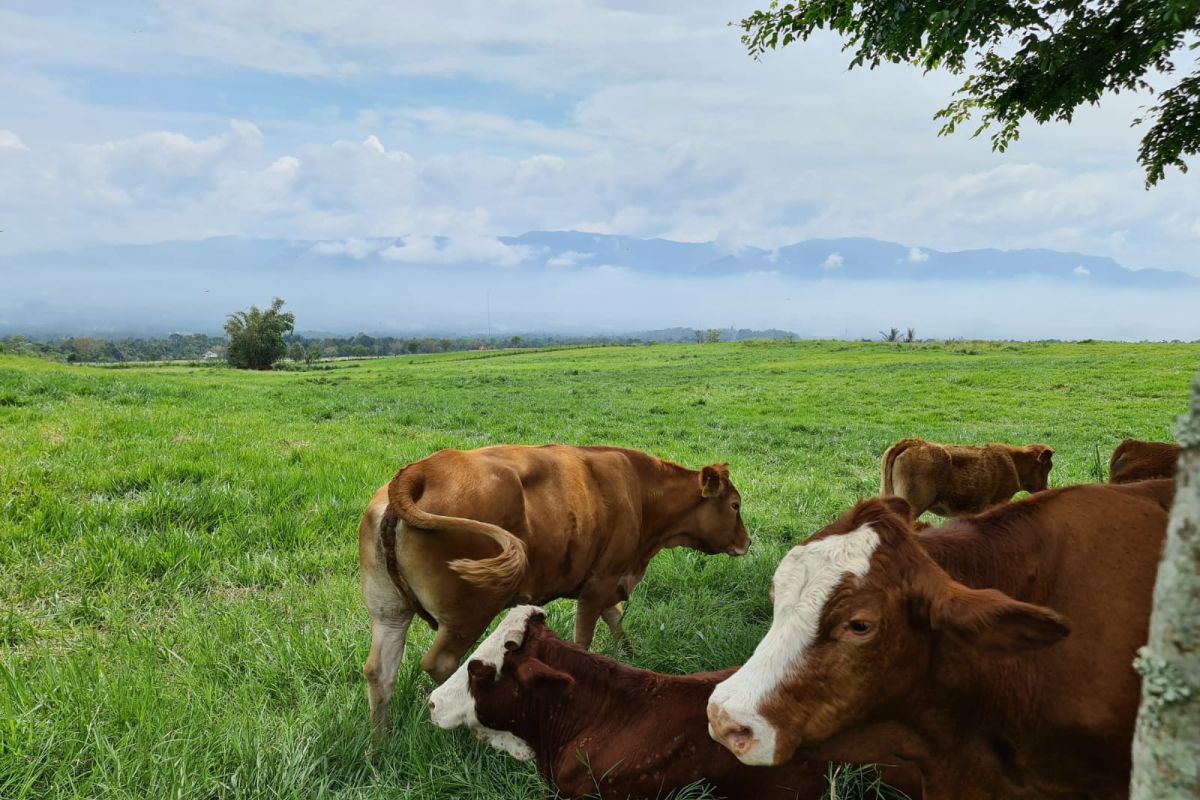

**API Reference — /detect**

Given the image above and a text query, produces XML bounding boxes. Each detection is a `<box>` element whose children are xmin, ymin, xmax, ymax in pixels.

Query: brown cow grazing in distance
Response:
<box><xmin>429</xmin><ymin>606</ymin><xmax>923</xmax><ymax>800</ymax></box>
<box><xmin>708</xmin><ymin>481</ymin><xmax>1171</xmax><ymax>800</ymax></box>
<box><xmin>880</xmin><ymin>437</ymin><xmax>1054</xmax><ymax>518</ymax></box>
<box><xmin>1109</xmin><ymin>438</ymin><xmax>1180</xmax><ymax>483</ymax></box>
<box><xmin>358</xmin><ymin>445</ymin><xmax>750</xmax><ymax>735</ymax></box>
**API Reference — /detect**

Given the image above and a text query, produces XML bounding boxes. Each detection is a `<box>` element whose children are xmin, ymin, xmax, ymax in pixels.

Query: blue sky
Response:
<box><xmin>2</xmin><ymin>0</ymin><xmax>1198</xmax><ymax>273</ymax></box>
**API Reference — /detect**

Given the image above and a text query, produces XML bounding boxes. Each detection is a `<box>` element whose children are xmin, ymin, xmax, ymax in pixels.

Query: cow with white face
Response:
<box><xmin>708</xmin><ymin>484</ymin><xmax>1174</xmax><ymax>800</ymax></box>
<box><xmin>706</xmin><ymin>496</ymin><xmax>1071</xmax><ymax>767</ymax></box>
<box><xmin>427</xmin><ymin>603</ymin><xmax>925</xmax><ymax>800</ymax></box>
<box><xmin>427</xmin><ymin>605</ymin><xmax>540</xmax><ymax>761</ymax></box>
<box><xmin>706</xmin><ymin>500</ymin><xmax>903</xmax><ymax>766</ymax></box>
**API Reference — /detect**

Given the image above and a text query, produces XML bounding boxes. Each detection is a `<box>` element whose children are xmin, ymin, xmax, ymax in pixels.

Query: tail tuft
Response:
<box><xmin>448</xmin><ymin>540</ymin><xmax>528</xmax><ymax>595</ymax></box>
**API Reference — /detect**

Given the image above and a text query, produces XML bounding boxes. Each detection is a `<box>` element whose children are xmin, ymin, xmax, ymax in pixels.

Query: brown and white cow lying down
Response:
<box><xmin>709</xmin><ymin>480</ymin><xmax>1173</xmax><ymax>800</ymax></box>
<box><xmin>880</xmin><ymin>437</ymin><xmax>1054</xmax><ymax>518</ymax></box>
<box><xmin>359</xmin><ymin>445</ymin><xmax>750</xmax><ymax>734</ymax></box>
<box><xmin>1109</xmin><ymin>438</ymin><xmax>1180</xmax><ymax>484</ymax></box>
<box><xmin>429</xmin><ymin>606</ymin><xmax>923</xmax><ymax>800</ymax></box>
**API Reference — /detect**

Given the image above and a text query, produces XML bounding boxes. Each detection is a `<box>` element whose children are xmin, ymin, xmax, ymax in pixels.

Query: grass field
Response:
<box><xmin>2</xmin><ymin>340</ymin><xmax>1197</xmax><ymax>800</ymax></box>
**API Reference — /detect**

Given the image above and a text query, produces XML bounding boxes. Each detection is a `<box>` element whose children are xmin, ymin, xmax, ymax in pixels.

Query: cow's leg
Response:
<box><xmin>574</xmin><ymin>588</ymin><xmax>615</xmax><ymax>650</ymax></box>
<box><xmin>600</xmin><ymin>603</ymin><xmax>634</xmax><ymax>653</ymax></box>
<box><xmin>892</xmin><ymin>472</ymin><xmax>934</xmax><ymax>519</ymax></box>
<box><xmin>420</xmin><ymin>624</ymin><xmax>486</xmax><ymax>685</ymax></box>
<box><xmin>362</xmin><ymin>571</ymin><xmax>414</xmax><ymax>745</ymax></box>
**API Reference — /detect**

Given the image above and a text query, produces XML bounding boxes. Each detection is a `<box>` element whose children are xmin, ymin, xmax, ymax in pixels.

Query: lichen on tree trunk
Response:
<box><xmin>1130</xmin><ymin>371</ymin><xmax>1200</xmax><ymax>799</ymax></box>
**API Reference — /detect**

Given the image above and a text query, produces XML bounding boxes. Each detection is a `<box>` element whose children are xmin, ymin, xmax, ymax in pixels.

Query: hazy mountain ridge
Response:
<box><xmin>5</xmin><ymin>231</ymin><xmax>1195</xmax><ymax>286</ymax></box>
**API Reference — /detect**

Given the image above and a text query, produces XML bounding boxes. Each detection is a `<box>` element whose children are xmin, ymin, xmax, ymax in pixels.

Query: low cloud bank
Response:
<box><xmin>2</xmin><ymin>265</ymin><xmax>1196</xmax><ymax>341</ymax></box>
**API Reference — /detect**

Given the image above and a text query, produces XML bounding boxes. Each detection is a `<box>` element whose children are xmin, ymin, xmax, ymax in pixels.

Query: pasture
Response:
<box><xmin>1</xmin><ymin>340</ymin><xmax>1196</xmax><ymax>800</ymax></box>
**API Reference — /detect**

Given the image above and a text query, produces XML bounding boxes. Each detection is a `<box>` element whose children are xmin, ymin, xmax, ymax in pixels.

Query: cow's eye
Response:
<box><xmin>847</xmin><ymin>619</ymin><xmax>872</xmax><ymax>636</ymax></box>
<box><xmin>731</xmin><ymin>501</ymin><xmax>741</xmax><ymax>513</ymax></box>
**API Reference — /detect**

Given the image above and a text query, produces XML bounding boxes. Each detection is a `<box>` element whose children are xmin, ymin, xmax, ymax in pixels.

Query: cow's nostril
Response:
<box><xmin>427</xmin><ymin>700</ymin><xmax>435</xmax><ymax>712</ymax></box>
<box><xmin>727</xmin><ymin>725</ymin><xmax>754</xmax><ymax>753</ymax></box>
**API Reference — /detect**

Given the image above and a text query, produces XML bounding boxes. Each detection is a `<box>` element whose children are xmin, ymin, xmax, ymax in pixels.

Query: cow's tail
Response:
<box><xmin>387</xmin><ymin>465</ymin><xmax>528</xmax><ymax>596</ymax></box>
<box><xmin>881</xmin><ymin>438</ymin><xmax>923</xmax><ymax>495</ymax></box>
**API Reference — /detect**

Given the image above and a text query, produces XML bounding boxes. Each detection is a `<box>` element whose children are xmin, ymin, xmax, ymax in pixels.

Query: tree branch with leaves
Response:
<box><xmin>739</xmin><ymin>0</ymin><xmax>1200</xmax><ymax>185</ymax></box>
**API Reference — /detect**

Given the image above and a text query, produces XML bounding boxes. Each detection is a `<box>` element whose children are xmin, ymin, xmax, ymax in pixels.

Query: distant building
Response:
<box><xmin>202</xmin><ymin>350</ymin><xmax>221</xmax><ymax>360</ymax></box>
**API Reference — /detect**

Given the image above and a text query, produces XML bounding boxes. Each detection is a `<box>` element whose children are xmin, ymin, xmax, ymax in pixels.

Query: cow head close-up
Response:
<box><xmin>706</xmin><ymin>497</ymin><xmax>1071</xmax><ymax>766</ymax></box>
<box><xmin>1021</xmin><ymin>445</ymin><xmax>1055</xmax><ymax>492</ymax></box>
<box><xmin>427</xmin><ymin>606</ymin><xmax>550</xmax><ymax>762</ymax></box>
<box><xmin>665</xmin><ymin>463</ymin><xmax>751</xmax><ymax>557</ymax></box>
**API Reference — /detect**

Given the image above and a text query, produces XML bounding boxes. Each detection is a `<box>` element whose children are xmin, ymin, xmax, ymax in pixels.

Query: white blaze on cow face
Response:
<box><xmin>708</xmin><ymin>525</ymin><xmax>880</xmax><ymax>765</ymax></box>
<box><xmin>428</xmin><ymin>605</ymin><xmax>542</xmax><ymax>761</ymax></box>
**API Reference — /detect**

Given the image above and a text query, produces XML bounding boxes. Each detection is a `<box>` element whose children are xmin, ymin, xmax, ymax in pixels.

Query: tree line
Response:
<box><xmin>0</xmin><ymin>328</ymin><xmax>792</xmax><ymax>365</ymax></box>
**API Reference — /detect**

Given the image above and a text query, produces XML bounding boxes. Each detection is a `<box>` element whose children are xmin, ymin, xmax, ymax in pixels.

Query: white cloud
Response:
<box><xmin>1073</xmin><ymin>265</ymin><xmax>1091</xmax><ymax>277</ymax></box>
<box><xmin>907</xmin><ymin>247</ymin><xmax>929</xmax><ymax>263</ymax></box>
<box><xmin>0</xmin><ymin>130</ymin><xmax>26</xmax><ymax>150</ymax></box>
<box><xmin>821</xmin><ymin>252</ymin><xmax>844</xmax><ymax>270</ymax></box>
<box><xmin>379</xmin><ymin>235</ymin><xmax>531</xmax><ymax>267</ymax></box>
<box><xmin>310</xmin><ymin>238</ymin><xmax>377</xmax><ymax>259</ymax></box>
<box><xmin>0</xmin><ymin>2</ymin><xmax>1198</xmax><ymax>272</ymax></box>
<box><xmin>546</xmin><ymin>250</ymin><xmax>594</xmax><ymax>269</ymax></box>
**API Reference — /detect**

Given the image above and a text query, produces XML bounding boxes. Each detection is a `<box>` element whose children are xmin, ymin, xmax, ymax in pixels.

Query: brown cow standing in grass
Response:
<box><xmin>708</xmin><ymin>481</ymin><xmax>1172</xmax><ymax>800</ymax></box>
<box><xmin>358</xmin><ymin>445</ymin><xmax>750</xmax><ymax>736</ymax></box>
<box><xmin>429</xmin><ymin>606</ymin><xmax>923</xmax><ymax>800</ymax></box>
<box><xmin>880</xmin><ymin>437</ymin><xmax>1054</xmax><ymax>518</ymax></box>
<box><xmin>1109</xmin><ymin>438</ymin><xmax>1180</xmax><ymax>483</ymax></box>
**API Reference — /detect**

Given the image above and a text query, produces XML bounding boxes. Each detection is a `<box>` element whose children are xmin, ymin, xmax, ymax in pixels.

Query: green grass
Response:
<box><xmin>1</xmin><ymin>340</ymin><xmax>1196</xmax><ymax>799</ymax></box>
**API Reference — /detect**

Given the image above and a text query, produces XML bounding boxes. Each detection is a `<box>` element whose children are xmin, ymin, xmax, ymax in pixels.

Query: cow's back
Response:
<box><xmin>936</xmin><ymin>445</ymin><xmax>1018</xmax><ymax>508</ymax></box>
<box><xmin>394</xmin><ymin>446</ymin><xmax>646</xmax><ymax>606</ymax></box>
<box><xmin>892</xmin><ymin>442</ymin><xmax>1020</xmax><ymax>516</ymax></box>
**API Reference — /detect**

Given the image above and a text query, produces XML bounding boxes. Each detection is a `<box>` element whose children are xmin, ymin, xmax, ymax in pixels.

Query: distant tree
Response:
<box><xmin>705</xmin><ymin>328</ymin><xmax>722</xmax><ymax>344</ymax></box>
<box><xmin>693</xmin><ymin>330</ymin><xmax>706</xmax><ymax>344</ymax></box>
<box><xmin>738</xmin><ymin>0</ymin><xmax>1200</xmax><ymax>185</ymax></box>
<box><xmin>223</xmin><ymin>297</ymin><xmax>295</xmax><ymax>370</ymax></box>
<box><xmin>304</xmin><ymin>344</ymin><xmax>321</xmax><ymax>365</ymax></box>
<box><xmin>287</xmin><ymin>342</ymin><xmax>305</xmax><ymax>362</ymax></box>
<box><xmin>904</xmin><ymin>327</ymin><xmax>916</xmax><ymax>343</ymax></box>
<box><xmin>70</xmin><ymin>337</ymin><xmax>104</xmax><ymax>362</ymax></box>
<box><xmin>880</xmin><ymin>327</ymin><xmax>901</xmax><ymax>342</ymax></box>
<box><xmin>510</xmin><ymin>335</ymin><xmax>523</xmax><ymax>347</ymax></box>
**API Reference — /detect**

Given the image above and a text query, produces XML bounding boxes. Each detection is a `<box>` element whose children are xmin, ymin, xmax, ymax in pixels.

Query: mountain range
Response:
<box><xmin>5</xmin><ymin>231</ymin><xmax>1196</xmax><ymax>287</ymax></box>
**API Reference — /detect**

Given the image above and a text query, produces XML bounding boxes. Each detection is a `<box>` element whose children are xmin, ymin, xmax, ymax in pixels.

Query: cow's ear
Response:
<box><xmin>855</xmin><ymin>496</ymin><xmax>912</xmax><ymax>525</ymax></box>
<box><xmin>929</xmin><ymin>582</ymin><xmax>1070</xmax><ymax>655</ymax></box>
<box><xmin>876</xmin><ymin>496</ymin><xmax>912</xmax><ymax>522</ymax></box>
<box><xmin>700</xmin><ymin>465</ymin><xmax>726</xmax><ymax>498</ymax></box>
<box><xmin>515</xmin><ymin>659</ymin><xmax>574</xmax><ymax>695</ymax></box>
<box><xmin>1038</xmin><ymin>447</ymin><xmax>1054</xmax><ymax>463</ymax></box>
<box><xmin>467</xmin><ymin>660</ymin><xmax>497</xmax><ymax>682</ymax></box>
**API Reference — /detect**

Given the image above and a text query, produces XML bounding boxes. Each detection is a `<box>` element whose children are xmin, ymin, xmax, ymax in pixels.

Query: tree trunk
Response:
<box><xmin>1130</xmin><ymin>371</ymin><xmax>1200</xmax><ymax>798</ymax></box>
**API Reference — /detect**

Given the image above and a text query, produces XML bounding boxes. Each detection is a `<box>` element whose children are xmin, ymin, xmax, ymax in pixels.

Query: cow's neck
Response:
<box><xmin>519</xmin><ymin>633</ymin><xmax>691</xmax><ymax>784</ymax></box>
<box><xmin>636</xmin><ymin>459</ymin><xmax>705</xmax><ymax>549</ymax></box>
<box><xmin>509</xmin><ymin>636</ymin><xmax>623</xmax><ymax>779</ymax></box>
<box><xmin>899</xmin><ymin>512</ymin><xmax>1064</xmax><ymax>795</ymax></box>
<box><xmin>915</xmin><ymin>511</ymin><xmax>1055</xmax><ymax>604</ymax></box>
<box><xmin>1008</xmin><ymin>451</ymin><xmax>1039</xmax><ymax>491</ymax></box>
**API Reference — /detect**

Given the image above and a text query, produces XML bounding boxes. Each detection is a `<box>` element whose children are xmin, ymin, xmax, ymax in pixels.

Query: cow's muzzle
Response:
<box><xmin>726</xmin><ymin>538</ymin><xmax>751</xmax><ymax>556</ymax></box>
<box><xmin>707</xmin><ymin>701</ymin><xmax>778</xmax><ymax>766</ymax></box>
